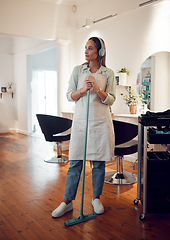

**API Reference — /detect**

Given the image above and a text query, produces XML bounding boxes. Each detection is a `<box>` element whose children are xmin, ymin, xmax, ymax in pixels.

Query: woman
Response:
<box><xmin>52</xmin><ymin>37</ymin><xmax>116</xmax><ymax>218</ymax></box>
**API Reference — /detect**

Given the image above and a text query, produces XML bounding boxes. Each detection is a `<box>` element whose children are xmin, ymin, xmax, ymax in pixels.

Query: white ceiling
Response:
<box><xmin>0</xmin><ymin>0</ymin><xmax>162</xmax><ymax>42</ymax></box>
<box><xmin>0</xmin><ymin>0</ymin><xmax>88</xmax><ymax>41</ymax></box>
<box><xmin>39</xmin><ymin>0</ymin><xmax>87</xmax><ymax>5</ymax></box>
<box><xmin>40</xmin><ymin>0</ymin><xmax>160</xmax><ymax>6</ymax></box>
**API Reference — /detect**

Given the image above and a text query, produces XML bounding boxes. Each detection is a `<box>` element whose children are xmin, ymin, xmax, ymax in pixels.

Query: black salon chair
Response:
<box><xmin>105</xmin><ymin>120</ymin><xmax>138</xmax><ymax>185</ymax></box>
<box><xmin>36</xmin><ymin>114</ymin><xmax>72</xmax><ymax>163</ymax></box>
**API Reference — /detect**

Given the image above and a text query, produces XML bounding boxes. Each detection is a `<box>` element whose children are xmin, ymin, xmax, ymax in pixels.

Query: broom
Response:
<box><xmin>65</xmin><ymin>89</ymin><xmax>96</xmax><ymax>226</ymax></box>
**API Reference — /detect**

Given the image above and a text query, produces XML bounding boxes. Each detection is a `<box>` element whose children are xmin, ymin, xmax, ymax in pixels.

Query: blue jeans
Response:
<box><xmin>64</xmin><ymin>160</ymin><xmax>105</xmax><ymax>201</ymax></box>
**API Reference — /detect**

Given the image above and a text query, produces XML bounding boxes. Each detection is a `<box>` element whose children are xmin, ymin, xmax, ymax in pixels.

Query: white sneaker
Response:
<box><xmin>52</xmin><ymin>202</ymin><xmax>73</xmax><ymax>218</ymax></box>
<box><xmin>92</xmin><ymin>199</ymin><xmax>104</xmax><ymax>214</ymax></box>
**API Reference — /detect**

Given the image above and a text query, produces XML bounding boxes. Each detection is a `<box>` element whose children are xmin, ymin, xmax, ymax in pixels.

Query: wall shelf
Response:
<box><xmin>0</xmin><ymin>92</ymin><xmax>14</xmax><ymax>98</ymax></box>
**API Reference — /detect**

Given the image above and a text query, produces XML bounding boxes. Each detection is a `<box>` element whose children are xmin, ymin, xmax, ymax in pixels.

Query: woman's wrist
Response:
<box><xmin>96</xmin><ymin>87</ymin><xmax>101</xmax><ymax>93</ymax></box>
<box><xmin>79</xmin><ymin>88</ymin><xmax>83</xmax><ymax>97</ymax></box>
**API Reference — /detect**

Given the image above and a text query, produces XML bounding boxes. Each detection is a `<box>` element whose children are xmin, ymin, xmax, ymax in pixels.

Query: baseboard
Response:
<box><xmin>15</xmin><ymin>129</ymin><xmax>30</xmax><ymax>135</ymax></box>
<box><xmin>0</xmin><ymin>128</ymin><xmax>29</xmax><ymax>135</ymax></box>
<box><xmin>0</xmin><ymin>129</ymin><xmax>12</xmax><ymax>133</ymax></box>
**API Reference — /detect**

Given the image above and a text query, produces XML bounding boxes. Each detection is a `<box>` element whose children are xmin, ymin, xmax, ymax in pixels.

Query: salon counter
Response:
<box><xmin>113</xmin><ymin>113</ymin><xmax>140</xmax><ymax>125</ymax></box>
<box><xmin>62</xmin><ymin>112</ymin><xmax>140</xmax><ymax>125</ymax></box>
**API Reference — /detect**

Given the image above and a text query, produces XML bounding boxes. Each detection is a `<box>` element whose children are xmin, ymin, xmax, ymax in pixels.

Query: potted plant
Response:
<box><xmin>7</xmin><ymin>82</ymin><xmax>13</xmax><ymax>93</ymax></box>
<box><xmin>117</xmin><ymin>68</ymin><xmax>130</xmax><ymax>86</ymax></box>
<box><xmin>121</xmin><ymin>87</ymin><xmax>142</xmax><ymax>114</ymax></box>
<box><xmin>117</xmin><ymin>67</ymin><xmax>130</xmax><ymax>75</ymax></box>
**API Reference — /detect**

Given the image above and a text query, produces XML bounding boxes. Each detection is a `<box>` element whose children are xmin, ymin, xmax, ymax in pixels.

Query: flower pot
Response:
<box><xmin>7</xmin><ymin>88</ymin><xmax>13</xmax><ymax>93</ymax></box>
<box><xmin>129</xmin><ymin>105</ymin><xmax>137</xmax><ymax>114</ymax></box>
<box><xmin>118</xmin><ymin>73</ymin><xmax>127</xmax><ymax>86</ymax></box>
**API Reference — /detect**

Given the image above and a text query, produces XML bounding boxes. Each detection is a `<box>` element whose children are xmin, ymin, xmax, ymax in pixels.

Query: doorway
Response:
<box><xmin>31</xmin><ymin>69</ymin><xmax>57</xmax><ymax>136</ymax></box>
<box><xmin>28</xmin><ymin>46</ymin><xmax>58</xmax><ymax>137</ymax></box>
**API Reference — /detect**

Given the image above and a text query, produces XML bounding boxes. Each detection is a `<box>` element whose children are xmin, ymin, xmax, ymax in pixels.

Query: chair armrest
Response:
<box><xmin>53</xmin><ymin>128</ymin><xmax>71</xmax><ymax>137</ymax></box>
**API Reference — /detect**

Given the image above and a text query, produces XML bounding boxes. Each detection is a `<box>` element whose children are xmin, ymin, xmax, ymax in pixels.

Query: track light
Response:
<box><xmin>139</xmin><ymin>0</ymin><xmax>158</xmax><ymax>7</ymax></box>
<box><xmin>82</xmin><ymin>14</ymin><xmax>117</xmax><ymax>28</ymax></box>
<box><xmin>93</xmin><ymin>14</ymin><xmax>117</xmax><ymax>24</ymax></box>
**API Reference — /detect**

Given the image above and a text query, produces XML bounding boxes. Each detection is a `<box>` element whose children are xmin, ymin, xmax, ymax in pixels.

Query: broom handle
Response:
<box><xmin>80</xmin><ymin>89</ymin><xmax>90</xmax><ymax>216</ymax></box>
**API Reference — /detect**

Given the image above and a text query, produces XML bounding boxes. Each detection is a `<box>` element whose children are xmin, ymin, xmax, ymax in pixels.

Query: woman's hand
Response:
<box><xmin>86</xmin><ymin>75</ymin><xmax>108</xmax><ymax>101</ymax></box>
<box><xmin>85</xmin><ymin>76</ymin><xmax>100</xmax><ymax>92</ymax></box>
<box><xmin>71</xmin><ymin>75</ymin><xmax>103</xmax><ymax>100</ymax></box>
<box><xmin>80</xmin><ymin>77</ymin><xmax>93</xmax><ymax>94</ymax></box>
<box><xmin>71</xmin><ymin>76</ymin><xmax>93</xmax><ymax>100</ymax></box>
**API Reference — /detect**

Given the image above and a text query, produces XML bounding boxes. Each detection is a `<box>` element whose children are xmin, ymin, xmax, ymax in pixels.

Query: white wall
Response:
<box><xmin>152</xmin><ymin>52</ymin><xmax>170</xmax><ymax>111</ymax></box>
<box><xmin>62</xmin><ymin>0</ymin><xmax>170</xmax><ymax>114</ymax></box>
<box><xmin>0</xmin><ymin>54</ymin><xmax>15</xmax><ymax>132</ymax></box>
<box><xmin>13</xmin><ymin>52</ymin><xmax>28</xmax><ymax>134</ymax></box>
<box><xmin>57</xmin><ymin>40</ymin><xmax>72</xmax><ymax>115</ymax></box>
<box><xmin>0</xmin><ymin>36</ymin><xmax>15</xmax><ymax>132</ymax></box>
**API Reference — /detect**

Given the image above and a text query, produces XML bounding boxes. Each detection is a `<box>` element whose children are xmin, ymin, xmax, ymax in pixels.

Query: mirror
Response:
<box><xmin>137</xmin><ymin>56</ymin><xmax>151</xmax><ymax>110</ymax></box>
<box><xmin>137</xmin><ymin>51</ymin><xmax>170</xmax><ymax>112</ymax></box>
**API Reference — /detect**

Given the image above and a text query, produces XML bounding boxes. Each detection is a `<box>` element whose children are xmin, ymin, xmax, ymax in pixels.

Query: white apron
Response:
<box><xmin>69</xmin><ymin>70</ymin><xmax>115</xmax><ymax>161</ymax></box>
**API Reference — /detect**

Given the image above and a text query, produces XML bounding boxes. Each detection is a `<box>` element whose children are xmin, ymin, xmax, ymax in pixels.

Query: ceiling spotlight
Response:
<box><xmin>85</xmin><ymin>19</ymin><xmax>94</xmax><ymax>28</ymax></box>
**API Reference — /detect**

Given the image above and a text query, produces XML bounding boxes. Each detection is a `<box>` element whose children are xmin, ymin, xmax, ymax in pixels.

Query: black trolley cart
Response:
<box><xmin>134</xmin><ymin>110</ymin><xmax>170</xmax><ymax>220</ymax></box>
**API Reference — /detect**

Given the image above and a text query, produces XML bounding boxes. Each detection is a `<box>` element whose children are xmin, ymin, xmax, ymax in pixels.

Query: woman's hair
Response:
<box><xmin>89</xmin><ymin>37</ymin><xmax>106</xmax><ymax>67</ymax></box>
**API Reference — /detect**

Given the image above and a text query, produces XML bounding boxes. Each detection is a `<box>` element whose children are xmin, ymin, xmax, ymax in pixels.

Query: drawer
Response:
<box><xmin>147</xmin><ymin>172</ymin><xmax>170</xmax><ymax>185</ymax></box>
<box><xmin>147</xmin><ymin>198</ymin><xmax>170</xmax><ymax>213</ymax></box>
<box><xmin>147</xmin><ymin>128</ymin><xmax>170</xmax><ymax>144</ymax></box>
<box><xmin>147</xmin><ymin>151</ymin><xmax>170</xmax><ymax>172</ymax></box>
<box><xmin>147</xmin><ymin>185</ymin><xmax>170</xmax><ymax>198</ymax></box>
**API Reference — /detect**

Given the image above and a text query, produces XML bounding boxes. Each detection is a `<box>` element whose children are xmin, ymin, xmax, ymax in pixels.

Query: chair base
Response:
<box><xmin>44</xmin><ymin>156</ymin><xmax>69</xmax><ymax>163</ymax></box>
<box><xmin>105</xmin><ymin>171</ymin><xmax>137</xmax><ymax>185</ymax></box>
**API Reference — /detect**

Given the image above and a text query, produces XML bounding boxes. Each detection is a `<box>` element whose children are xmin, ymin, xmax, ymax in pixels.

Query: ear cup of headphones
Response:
<box><xmin>98</xmin><ymin>38</ymin><xmax>105</xmax><ymax>57</ymax></box>
<box><xmin>99</xmin><ymin>48</ymin><xmax>105</xmax><ymax>57</ymax></box>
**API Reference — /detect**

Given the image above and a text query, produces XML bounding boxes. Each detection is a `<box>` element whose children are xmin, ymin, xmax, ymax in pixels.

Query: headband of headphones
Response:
<box><xmin>97</xmin><ymin>38</ymin><xmax>105</xmax><ymax>57</ymax></box>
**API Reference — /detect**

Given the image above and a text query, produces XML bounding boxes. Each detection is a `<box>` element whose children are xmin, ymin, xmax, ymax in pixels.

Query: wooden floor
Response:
<box><xmin>0</xmin><ymin>133</ymin><xmax>170</xmax><ymax>240</ymax></box>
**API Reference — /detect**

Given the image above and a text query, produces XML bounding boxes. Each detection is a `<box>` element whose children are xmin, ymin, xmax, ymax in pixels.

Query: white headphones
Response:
<box><xmin>97</xmin><ymin>38</ymin><xmax>105</xmax><ymax>57</ymax></box>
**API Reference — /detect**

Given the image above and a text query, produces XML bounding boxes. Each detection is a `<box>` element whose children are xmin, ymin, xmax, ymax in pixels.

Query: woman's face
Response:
<box><xmin>85</xmin><ymin>40</ymin><xmax>98</xmax><ymax>62</ymax></box>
